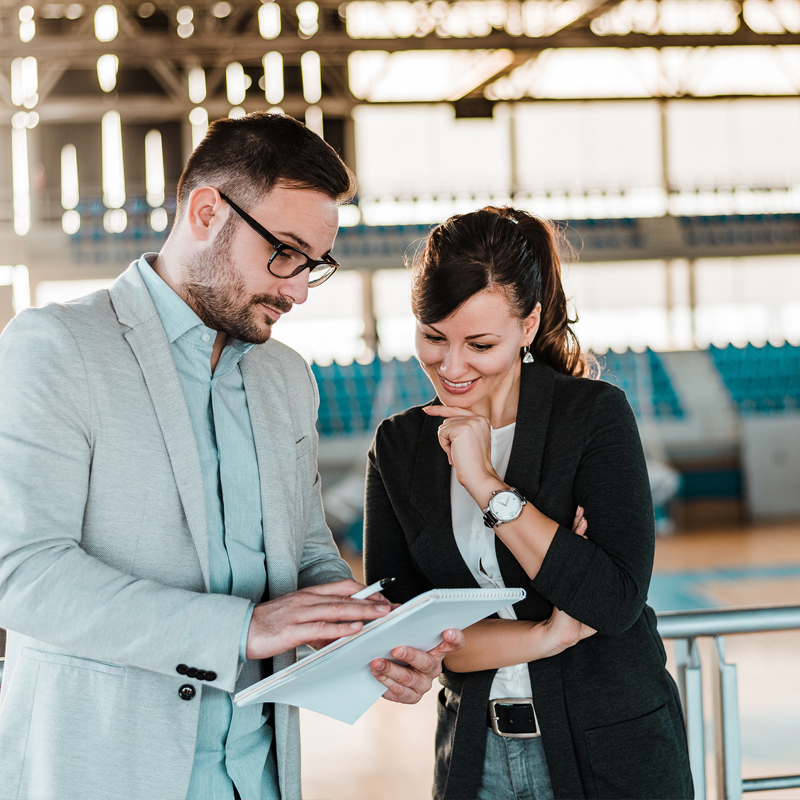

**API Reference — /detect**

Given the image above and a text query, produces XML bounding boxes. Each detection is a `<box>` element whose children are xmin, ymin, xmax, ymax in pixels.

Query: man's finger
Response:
<box><xmin>301</xmin><ymin>579</ymin><xmax>367</xmax><ymax>597</ymax></box>
<box><xmin>293</xmin><ymin>599</ymin><xmax>391</xmax><ymax>623</ymax></box>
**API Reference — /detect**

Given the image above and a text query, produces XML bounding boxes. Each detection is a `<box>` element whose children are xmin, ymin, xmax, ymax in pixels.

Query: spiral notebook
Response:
<box><xmin>234</xmin><ymin>587</ymin><xmax>526</xmax><ymax>724</ymax></box>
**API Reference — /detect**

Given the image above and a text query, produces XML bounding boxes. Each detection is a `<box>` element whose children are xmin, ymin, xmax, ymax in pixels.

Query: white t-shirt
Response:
<box><xmin>450</xmin><ymin>422</ymin><xmax>534</xmax><ymax>701</ymax></box>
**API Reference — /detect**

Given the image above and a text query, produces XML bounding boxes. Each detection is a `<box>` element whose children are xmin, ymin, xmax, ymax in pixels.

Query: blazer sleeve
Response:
<box><xmin>295</xmin><ymin>359</ymin><xmax>353</xmax><ymax>589</ymax></box>
<box><xmin>363</xmin><ymin>426</ymin><xmax>433</xmax><ymax>605</ymax></box>
<box><xmin>531</xmin><ymin>384</ymin><xmax>655</xmax><ymax>636</ymax></box>
<box><xmin>0</xmin><ymin>309</ymin><xmax>252</xmax><ymax>692</ymax></box>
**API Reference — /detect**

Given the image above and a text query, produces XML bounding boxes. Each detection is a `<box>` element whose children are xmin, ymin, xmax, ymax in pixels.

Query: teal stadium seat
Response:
<box><xmin>596</xmin><ymin>349</ymin><xmax>684</xmax><ymax>419</ymax></box>
<box><xmin>312</xmin><ymin>357</ymin><xmax>435</xmax><ymax>437</ymax></box>
<box><xmin>710</xmin><ymin>342</ymin><xmax>800</xmax><ymax>415</ymax></box>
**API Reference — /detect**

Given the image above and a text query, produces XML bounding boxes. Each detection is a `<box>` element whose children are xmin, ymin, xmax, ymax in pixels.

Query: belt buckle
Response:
<box><xmin>488</xmin><ymin>698</ymin><xmax>541</xmax><ymax>739</ymax></box>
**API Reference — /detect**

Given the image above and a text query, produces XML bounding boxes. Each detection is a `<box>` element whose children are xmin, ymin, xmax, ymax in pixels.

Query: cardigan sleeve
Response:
<box><xmin>531</xmin><ymin>384</ymin><xmax>655</xmax><ymax>636</ymax></box>
<box><xmin>363</xmin><ymin>427</ymin><xmax>433</xmax><ymax>605</ymax></box>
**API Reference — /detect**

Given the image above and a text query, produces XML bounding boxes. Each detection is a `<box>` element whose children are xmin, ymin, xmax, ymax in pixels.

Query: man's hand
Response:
<box><xmin>246</xmin><ymin>580</ymin><xmax>391</xmax><ymax>660</ymax></box>
<box><xmin>369</xmin><ymin>628</ymin><xmax>466</xmax><ymax>704</ymax></box>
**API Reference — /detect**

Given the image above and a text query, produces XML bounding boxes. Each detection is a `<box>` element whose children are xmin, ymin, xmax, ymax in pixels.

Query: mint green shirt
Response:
<box><xmin>138</xmin><ymin>255</ymin><xmax>279</xmax><ymax>800</ymax></box>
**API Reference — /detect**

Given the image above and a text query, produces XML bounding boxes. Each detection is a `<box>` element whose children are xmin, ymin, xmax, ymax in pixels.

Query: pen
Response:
<box><xmin>350</xmin><ymin>577</ymin><xmax>396</xmax><ymax>600</ymax></box>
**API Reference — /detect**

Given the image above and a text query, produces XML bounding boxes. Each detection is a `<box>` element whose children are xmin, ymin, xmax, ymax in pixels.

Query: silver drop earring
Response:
<box><xmin>522</xmin><ymin>345</ymin><xmax>534</xmax><ymax>364</ymax></box>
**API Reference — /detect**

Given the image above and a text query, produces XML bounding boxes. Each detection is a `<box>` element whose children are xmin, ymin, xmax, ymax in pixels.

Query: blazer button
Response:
<box><xmin>205</xmin><ymin>671</ymin><xmax>217</xmax><ymax>682</ymax></box>
<box><xmin>195</xmin><ymin>670</ymin><xmax>207</xmax><ymax>681</ymax></box>
<box><xmin>176</xmin><ymin>664</ymin><xmax>188</xmax><ymax>675</ymax></box>
<box><xmin>179</xmin><ymin>684</ymin><xmax>196</xmax><ymax>701</ymax></box>
<box><xmin>186</xmin><ymin>667</ymin><xmax>198</xmax><ymax>678</ymax></box>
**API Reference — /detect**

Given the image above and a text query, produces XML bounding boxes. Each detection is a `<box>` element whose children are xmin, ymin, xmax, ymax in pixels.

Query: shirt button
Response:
<box><xmin>179</xmin><ymin>684</ymin><xmax>196</xmax><ymax>701</ymax></box>
<box><xmin>202</xmin><ymin>334</ymin><xmax>211</xmax><ymax>342</ymax></box>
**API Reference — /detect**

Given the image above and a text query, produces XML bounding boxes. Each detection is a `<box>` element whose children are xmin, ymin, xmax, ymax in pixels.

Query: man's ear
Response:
<box><xmin>185</xmin><ymin>186</ymin><xmax>228</xmax><ymax>243</ymax></box>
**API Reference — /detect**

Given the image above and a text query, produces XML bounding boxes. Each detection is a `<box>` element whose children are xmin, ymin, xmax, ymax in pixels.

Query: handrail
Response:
<box><xmin>656</xmin><ymin>604</ymin><xmax>800</xmax><ymax>639</ymax></box>
<box><xmin>655</xmin><ymin>603</ymin><xmax>800</xmax><ymax>800</ymax></box>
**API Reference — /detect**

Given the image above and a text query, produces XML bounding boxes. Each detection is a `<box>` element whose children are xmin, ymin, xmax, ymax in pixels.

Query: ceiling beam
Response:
<box><xmin>2</xmin><ymin>28</ymin><xmax>800</xmax><ymax>65</ymax></box>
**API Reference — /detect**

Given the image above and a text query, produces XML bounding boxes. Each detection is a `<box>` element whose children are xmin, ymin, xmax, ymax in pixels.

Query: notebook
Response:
<box><xmin>234</xmin><ymin>587</ymin><xmax>526</xmax><ymax>724</ymax></box>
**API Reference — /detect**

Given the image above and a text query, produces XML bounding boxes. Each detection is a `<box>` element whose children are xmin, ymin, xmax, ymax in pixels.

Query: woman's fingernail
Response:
<box><xmin>396</xmin><ymin>647</ymin><xmax>406</xmax><ymax>659</ymax></box>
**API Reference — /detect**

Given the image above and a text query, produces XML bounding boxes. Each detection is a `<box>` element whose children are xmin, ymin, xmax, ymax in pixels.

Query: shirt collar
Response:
<box><xmin>136</xmin><ymin>253</ymin><xmax>256</xmax><ymax>359</ymax></box>
<box><xmin>137</xmin><ymin>253</ymin><xmax>206</xmax><ymax>344</ymax></box>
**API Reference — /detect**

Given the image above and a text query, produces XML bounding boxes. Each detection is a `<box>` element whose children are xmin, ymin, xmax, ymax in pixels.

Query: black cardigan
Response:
<box><xmin>363</xmin><ymin>359</ymin><xmax>693</xmax><ymax>800</ymax></box>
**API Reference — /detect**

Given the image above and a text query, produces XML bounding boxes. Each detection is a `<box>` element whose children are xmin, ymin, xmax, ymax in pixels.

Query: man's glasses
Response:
<box><xmin>218</xmin><ymin>191</ymin><xmax>340</xmax><ymax>287</ymax></box>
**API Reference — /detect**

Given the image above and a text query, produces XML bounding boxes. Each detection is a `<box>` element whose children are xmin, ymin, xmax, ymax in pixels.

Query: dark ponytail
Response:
<box><xmin>410</xmin><ymin>206</ymin><xmax>592</xmax><ymax>378</ymax></box>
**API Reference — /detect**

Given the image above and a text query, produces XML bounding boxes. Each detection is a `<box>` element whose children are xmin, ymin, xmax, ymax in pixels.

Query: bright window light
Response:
<box><xmin>103</xmin><ymin>208</ymin><xmax>127</xmax><ymax>233</ymax></box>
<box><xmin>305</xmin><ymin>105</ymin><xmax>323</xmax><ymax>137</ymax></box>
<box><xmin>296</xmin><ymin>1</ymin><xmax>319</xmax><ymax>36</ymax></box>
<box><xmin>145</xmin><ymin>129</ymin><xmax>165</xmax><ymax>208</ymax></box>
<box><xmin>150</xmin><ymin>207</ymin><xmax>169</xmax><ymax>232</ymax></box>
<box><xmin>11</xmin><ymin>57</ymin><xmax>38</xmax><ymax>109</ymax></box>
<box><xmin>11</xmin><ymin>120</ymin><xmax>31</xmax><ymax>236</ymax></box>
<box><xmin>229</xmin><ymin>106</ymin><xmax>246</xmax><ymax>118</ymax></box>
<box><xmin>301</xmin><ymin>51</ymin><xmax>322</xmax><ymax>104</ymax></box>
<box><xmin>177</xmin><ymin>22</ymin><xmax>194</xmax><ymax>36</ymax></box>
<box><xmin>189</xmin><ymin>106</ymin><xmax>209</xmax><ymax>149</ymax></box>
<box><xmin>226</xmin><ymin>62</ymin><xmax>247</xmax><ymax>105</ymax></box>
<box><xmin>97</xmin><ymin>54</ymin><xmax>119</xmax><ymax>92</ymax></box>
<box><xmin>212</xmin><ymin>1</ymin><xmax>231</xmax><ymax>17</ymax></box>
<box><xmin>62</xmin><ymin>210</ymin><xmax>81</xmax><ymax>235</ymax></box>
<box><xmin>19</xmin><ymin>5</ymin><xmax>35</xmax><ymax>41</ymax></box>
<box><xmin>258</xmin><ymin>2</ymin><xmax>280</xmax><ymax>38</ymax></box>
<box><xmin>12</xmin><ymin>265</ymin><xmax>31</xmax><ymax>313</ymax></box>
<box><xmin>263</xmin><ymin>52</ymin><xmax>284</xmax><ymax>104</ymax></box>
<box><xmin>61</xmin><ymin>144</ymin><xmax>79</xmax><ymax>210</ymax></box>
<box><xmin>188</xmin><ymin>66</ymin><xmax>206</xmax><ymax>104</ymax></box>
<box><xmin>176</xmin><ymin>6</ymin><xmax>193</xmax><ymax>23</ymax></box>
<box><xmin>101</xmin><ymin>110</ymin><xmax>126</xmax><ymax>209</ymax></box>
<box><xmin>21</xmin><ymin>56</ymin><xmax>38</xmax><ymax>108</ymax></box>
<box><xmin>94</xmin><ymin>4</ymin><xmax>118</xmax><ymax>42</ymax></box>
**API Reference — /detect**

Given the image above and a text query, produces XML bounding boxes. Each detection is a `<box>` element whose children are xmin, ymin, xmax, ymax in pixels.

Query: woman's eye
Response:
<box><xmin>422</xmin><ymin>333</ymin><xmax>445</xmax><ymax>343</ymax></box>
<box><xmin>471</xmin><ymin>343</ymin><xmax>494</xmax><ymax>352</ymax></box>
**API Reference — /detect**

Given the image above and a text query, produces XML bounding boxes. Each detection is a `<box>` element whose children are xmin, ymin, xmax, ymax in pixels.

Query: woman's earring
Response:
<box><xmin>522</xmin><ymin>345</ymin><xmax>534</xmax><ymax>364</ymax></box>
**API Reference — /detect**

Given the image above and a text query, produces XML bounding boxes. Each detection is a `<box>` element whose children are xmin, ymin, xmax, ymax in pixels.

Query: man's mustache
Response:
<box><xmin>250</xmin><ymin>294</ymin><xmax>293</xmax><ymax>315</ymax></box>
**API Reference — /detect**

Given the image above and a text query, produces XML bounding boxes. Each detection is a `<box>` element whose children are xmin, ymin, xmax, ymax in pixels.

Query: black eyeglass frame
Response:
<box><xmin>217</xmin><ymin>191</ymin><xmax>340</xmax><ymax>287</ymax></box>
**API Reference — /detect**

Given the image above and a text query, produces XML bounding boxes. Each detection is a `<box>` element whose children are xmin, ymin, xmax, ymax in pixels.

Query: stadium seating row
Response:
<box><xmin>313</xmin><ymin>343</ymin><xmax>800</xmax><ymax>438</ymax></box>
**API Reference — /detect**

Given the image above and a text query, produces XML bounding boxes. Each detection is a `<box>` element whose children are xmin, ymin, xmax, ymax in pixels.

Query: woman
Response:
<box><xmin>363</xmin><ymin>207</ymin><xmax>692</xmax><ymax>800</ymax></box>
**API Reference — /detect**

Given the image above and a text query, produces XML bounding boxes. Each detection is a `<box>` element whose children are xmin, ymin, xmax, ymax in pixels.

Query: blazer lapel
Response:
<box><xmin>409</xmin><ymin>407</ymin><xmax>480</xmax><ymax>590</ymax></box>
<box><xmin>240</xmin><ymin>349</ymin><xmax>297</xmax><ymax>600</ymax></box>
<box><xmin>496</xmin><ymin>360</ymin><xmax>556</xmax><ymax>595</ymax></box>
<box><xmin>109</xmin><ymin>264</ymin><xmax>211</xmax><ymax>590</ymax></box>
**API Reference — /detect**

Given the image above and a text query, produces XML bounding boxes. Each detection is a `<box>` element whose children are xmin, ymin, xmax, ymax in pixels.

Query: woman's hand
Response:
<box><xmin>572</xmin><ymin>505</ymin><xmax>588</xmax><ymax>538</ymax></box>
<box><xmin>539</xmin><ymin>606</ymin><xmax>597</xmax><ymax>656</ymax></box>
<box><xmin>536</xmin><ymin>504</ymin><xmax>595</xmax><ymax>656</ymax></box>
<box><xmin>422</xmin><ymin>405</ymin><xmax>500</xmax><ymax>499</ymax></box>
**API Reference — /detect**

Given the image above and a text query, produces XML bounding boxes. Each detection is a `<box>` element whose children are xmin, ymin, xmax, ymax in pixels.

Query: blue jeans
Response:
<box><xmin>475</xmin><ymin>728</ymin><xmax>555</xmax><ymax>800</ymax></box>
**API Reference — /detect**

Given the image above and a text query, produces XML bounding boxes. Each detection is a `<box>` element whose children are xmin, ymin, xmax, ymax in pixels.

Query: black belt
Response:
<box><xmin>488</xmin><ymin>698</ymin><xmax>541</xmax><ymax>738</ymax></box>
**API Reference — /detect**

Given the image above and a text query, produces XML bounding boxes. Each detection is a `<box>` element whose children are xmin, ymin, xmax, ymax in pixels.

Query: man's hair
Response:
<box><xmin>175</xmin><ymin>111</ymin><xmax>356</xmax><ymax>218</ymax></box>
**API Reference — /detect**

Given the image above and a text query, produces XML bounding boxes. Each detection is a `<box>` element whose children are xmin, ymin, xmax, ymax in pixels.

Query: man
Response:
<box><xmin>0</xmin><ymin>112</ymin><xmax>463</xmax><ymax>800</ymax></box>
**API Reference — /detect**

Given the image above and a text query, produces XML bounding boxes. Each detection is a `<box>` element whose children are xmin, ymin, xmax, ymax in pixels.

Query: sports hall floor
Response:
<box><xmin>300</xmin><ymin>522</ymin><xmax>800</xmax><ymax>800</ymax></box>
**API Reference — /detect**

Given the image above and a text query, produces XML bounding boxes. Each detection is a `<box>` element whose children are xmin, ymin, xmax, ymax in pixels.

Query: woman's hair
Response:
<box><xmin>410</xmin><ymin>206</ymin><xmax>591</xmax><ymax>378</ymax></box>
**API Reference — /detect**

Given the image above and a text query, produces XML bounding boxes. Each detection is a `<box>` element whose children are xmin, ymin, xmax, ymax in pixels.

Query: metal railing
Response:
<box><xmin>656</xmin><ymin>605</ymin><xmax>800</xmax><ymax>800</ymax></box>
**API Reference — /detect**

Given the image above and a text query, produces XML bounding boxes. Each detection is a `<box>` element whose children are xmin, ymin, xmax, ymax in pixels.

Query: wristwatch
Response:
<box><xmin>482</xmin><ymin>488</ymin><xmax>528</xmax><ymax>528</ymax></box>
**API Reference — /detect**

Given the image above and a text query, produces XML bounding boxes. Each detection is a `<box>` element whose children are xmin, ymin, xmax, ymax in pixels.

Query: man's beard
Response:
<box><xmin>179</xmin><ymin>231</ymin><xmax>293</xmax><ymax>345</ymax></box>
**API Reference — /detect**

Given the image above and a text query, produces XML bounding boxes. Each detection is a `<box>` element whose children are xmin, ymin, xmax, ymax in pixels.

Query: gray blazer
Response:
<box><xmin>0</xmin><ymin>263</ymin><xmax>351</xmax><ymax>800</ymax></box>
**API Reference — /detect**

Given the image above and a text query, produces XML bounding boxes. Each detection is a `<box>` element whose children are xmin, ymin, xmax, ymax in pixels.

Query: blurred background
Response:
<box><xmin>2</xmin><ymin>0</ymin><xmax>800</xmax><ymax>796</ymax></box>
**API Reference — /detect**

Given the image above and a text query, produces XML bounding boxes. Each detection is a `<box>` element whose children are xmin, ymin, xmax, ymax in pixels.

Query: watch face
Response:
<box><xmin>489</xmin><ymin>490</ymin><xmax>523</xmax><ymax>521</ymax></box>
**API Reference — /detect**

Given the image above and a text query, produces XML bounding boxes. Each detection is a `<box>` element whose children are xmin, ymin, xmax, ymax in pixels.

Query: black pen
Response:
<box><xmin>349</xmin><ymin>577</ymin><xmax>396</xmax><ymax>599</ymax></box>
